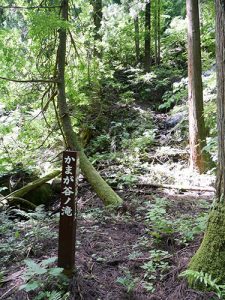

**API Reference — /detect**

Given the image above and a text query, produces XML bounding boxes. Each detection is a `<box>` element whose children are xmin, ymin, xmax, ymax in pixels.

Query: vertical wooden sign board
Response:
<box><xmin>58</xmin><ymin>150</ymin><xmax>79</xmax><ymax>276</ymax></box>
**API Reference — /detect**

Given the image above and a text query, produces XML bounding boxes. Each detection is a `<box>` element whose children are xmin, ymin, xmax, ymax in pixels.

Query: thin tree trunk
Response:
<box><xmin>157</xmin><ymin>0</ymin><xmax>160</xmax><ymax>65</ymax></box>
<box><xmin>91</xmin><ymin>0</ymin><xmax>102</xmax><ymax>57</ymax></box>
<box><xmin>56</xmin><ymin>0</ymin><xmax>123</xmax><ymax>207</ymax></box>
<box><xmin>188</xmin><ymin>0</ymin><xmax>225</xmax><ymax>283</ymax></box>
<box><xmin>134</xmin><ymin>16</ymin><xmax>140</xmax><ymax>64</ymax></box>
<box><xmin>154</xmin><ymin>0</ymin><xmax>157</xmax><ymax>65</ymax></box>
<box><xmin>144</xmin><ymin>1</ymin><xmax>151</xmax><ymax>72</ymax></box>
<box><xmin>186</xmin><ymin>0</ymin><xmax>211</xmax><ymax>173</ymax></box>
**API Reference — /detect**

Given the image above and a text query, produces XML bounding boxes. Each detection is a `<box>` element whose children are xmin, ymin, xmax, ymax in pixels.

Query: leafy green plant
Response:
<box><xmin>20</xmin><ymin>257</ymin><xmax>68</xmax><ymax>300</ymax></box>
<box><xmin>141</xmin><ymin>250</ymin><xmax>171</xmax><ymax>292</ymax></box>
<box><xmin>117</xmin><ymin>174</ymin><xmax>138</xmax><ymax>188</ymax></box>
<box><xmin>180</xmin><ymin>270</ymin><xmax>225</xmax><ymax>299</ymax></box>
<box><xmin>116</xmin><ymin>269</ymin><xmax>138</xmax><ymax>293</ymax></box>
<box><xmin>159</xmin><ymin>79</ymin><xmax>188</xmax><ymax>110</ymax></box>
<box><xmin>145</xmin><ymin>198</ymin><xmax>174</xmax><ymax>239</ymax></box>
<box><xmin>0</xmin><ymin>271</ymin><xmax>4</xmax><ymax>286</ymax></box>
<box><xmin>144</xmin><ymin>197</ymin><xmax>209</xmax><ymax>244</ymax></box>
<box><xmin>119</xmin><ymin>90</ymin><xmax>135</xmax><ymax>105</ymax></box>
<box><xmin>122</xmin><ymin>129</ymin><xmax>155</xmax><ymax>153</ymax></box>
<box><xmin>128</xmin><ymin>250</ymin><xmax>142</xmax><ymax>260</ymax></box>
<box><xmin>175</xmin><ymin>213</ymin><xmax>208</xmax><ymax>244</ymax></box>
<box><xmin>0</xmin><ymin>206</ymin><xmax>58</xmax><ymax>269</ymax></box>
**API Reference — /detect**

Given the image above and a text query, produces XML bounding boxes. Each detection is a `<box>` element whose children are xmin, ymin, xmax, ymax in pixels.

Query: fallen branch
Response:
<box><xmin>6</xmin><ymin>197</ymin><xmax>37</xmax><ymax>209</ymax></box>
<box><xmin>1</xmin><ymin>169</ymin><xmax>61</xmax><ymax>203</ymax></box>
<box><xmin>133</xmin><ymin>183</ymin><xmax>215</xmax><ymax>193</ymax></box>
<box><xmin>0</xmin><ymin>285</ymin><xmax>17</xmax><ymax>300</ymax></box>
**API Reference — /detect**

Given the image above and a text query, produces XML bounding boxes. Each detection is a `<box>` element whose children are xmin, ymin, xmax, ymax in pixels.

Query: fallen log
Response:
<box><xmin>6</xmin><ymin>196</ymin><xmax>37</xmax><ymax>209</ymax></box>
<box><xmin>135</xmin><ymin>182</ymin><xmax>215</xmax><ymax>192</ymax></box>
<box><xmin>1</xmin><ymin>169</ymin><xmax>61</xmax><ymax>206</ymax></box>
<box><xmin>117</xmin><ymin>182</ymin><xmax>215</xmax><ymax>193</ymax></box>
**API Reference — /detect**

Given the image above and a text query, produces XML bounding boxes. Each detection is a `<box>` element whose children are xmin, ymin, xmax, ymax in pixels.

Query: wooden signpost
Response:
<box><xmin>58</xmin><ymin>150</ymin><xmax>79</xmax><ymax>276</ymax></box>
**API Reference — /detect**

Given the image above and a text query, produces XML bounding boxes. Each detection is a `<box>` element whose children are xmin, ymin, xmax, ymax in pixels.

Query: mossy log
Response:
<box><xmin>6</xmin><ymin>197</ymin><xmax>37</xmax><ymax>210</ymax></box>
<box><xmin>188</xmin><ymin>203</ymin><xmax>225</xmax><ymax>283</ymax></box>
<box><xmin>79</xmin><ymin>150</ymin><xmax>123</xmax><ymax>207</ymax></box>
<box><xmin>2</xmin><ymin>170</ymin><xmax>61</xmax><ymax>205</ymax></box>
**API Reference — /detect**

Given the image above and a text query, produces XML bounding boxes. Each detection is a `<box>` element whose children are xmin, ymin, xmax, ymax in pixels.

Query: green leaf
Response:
<box><xmin>48</xmin><ymin>291</ymin><xmax>63</xmax><ymax>300</ymax></box>
<box><xmin>24</xmin><ymin>259</ymin><xmax>47</xmax><ymax>275</ymax></box>
<box><xmin>40</xmin><ymin>257</ymin><xmax>57</xmax><ymax>267</ymax></box>
<box><xmin>19</xmin><ymin>280</ymin><xmax>40</xmax><ymax>292</ymax></box>
<box><xmin>48</xmin><ymin>267</ymin><xmax>64</xmax><ymax>277</ymax></box>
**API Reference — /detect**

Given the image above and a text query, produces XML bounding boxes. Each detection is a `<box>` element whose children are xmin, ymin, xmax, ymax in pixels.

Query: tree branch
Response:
<box><xmin>0</xmin><ymin>76</ymin><xmax>60</xmax><ymax>84</ymax></box>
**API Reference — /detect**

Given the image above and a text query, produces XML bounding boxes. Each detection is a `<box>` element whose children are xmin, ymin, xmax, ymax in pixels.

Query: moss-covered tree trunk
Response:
<box><xmin>188</xmin><ymin>0</ymin><xmax>225</xmax><ymax>282</ymax></box>
<box><xmin>56</xmin><ymin>0</ymin><xmax>122</xmax><ymax>207</ymax></box>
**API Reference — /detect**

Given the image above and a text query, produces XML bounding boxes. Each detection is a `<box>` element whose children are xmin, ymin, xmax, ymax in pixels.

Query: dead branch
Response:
<box><xmin>131</xmin><ymin>183</ymin><xmax>215</xmax><ymax>193</ymax></box>
<box><xmin>68</xmin><ymin>29</ymin><xmax>80</xmax><ymax>58</ymax></box>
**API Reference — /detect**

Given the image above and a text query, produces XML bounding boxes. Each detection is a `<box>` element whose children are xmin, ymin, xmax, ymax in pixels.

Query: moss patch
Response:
<box><xmin>189</xmin><ymin>203</ymin><xmax>225</xmax><ymax>283</ymax></box>
<box><xmin>24</xmin><ymin>183</ymin><xmax>53</xmax><ymax>206</ymax></box>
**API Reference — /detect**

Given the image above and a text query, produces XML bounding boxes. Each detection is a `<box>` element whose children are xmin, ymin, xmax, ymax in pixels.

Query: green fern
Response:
<box><xmin>34</xmin><ymin>290</ymin><xmax>64</xmax><ymax>300</ymax></box>
<box><xmin>20</xmin><ymin>257</ymin><xmax>66</xmax><ymax>297</ymax></box>
<box><xmin>180</xmin><ymin>270</ymin><xmax>225</xmax><ymax>299</ymax></box>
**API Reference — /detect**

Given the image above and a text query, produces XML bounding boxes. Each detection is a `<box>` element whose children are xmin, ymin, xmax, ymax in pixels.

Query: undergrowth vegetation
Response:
<box><xmin>0</xmin><ymin>0</ymin><xmax>219</xmax><ymax>299</ymax></box>
<box><xmin>0</xmin><ymin>196</ymin><xmax>212</xmax><ymax>299</ymax></box>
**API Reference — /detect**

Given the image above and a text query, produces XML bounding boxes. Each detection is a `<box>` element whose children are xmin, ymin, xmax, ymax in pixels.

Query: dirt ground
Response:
<box><xmin>0</xmin><ymin>184</ymin><xmax>217</xmax><ymax>300</ymax></box>
<box><xmin>69</xmin><ymin>187</ymin><xmax>216</xmax><ymax>300</ymax></box>
<box><xmin>0</xmin><ymin>108</ymin><xmax>218</xmax><ymax>299</ymax></box>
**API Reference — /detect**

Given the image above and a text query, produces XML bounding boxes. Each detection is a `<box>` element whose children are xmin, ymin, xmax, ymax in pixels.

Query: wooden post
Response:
<box><xmin>58</xmin><ymin>150</ymin><xmax>79</xmax><ymax>276</ymax></box>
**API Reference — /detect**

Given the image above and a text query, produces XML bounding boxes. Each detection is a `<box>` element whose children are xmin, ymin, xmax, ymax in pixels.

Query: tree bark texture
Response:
<box><xmin>134</xmin><ymin>16</ymin><xmax>140</xmax><ymax>64</ymax></box>
<box><xmin>215</xmin><ymin>0</ymin><xmax>225</xmax><ymax>200</ymax></box>
<box><xmin>186</xmin><ymin>0</ymin><xmax>210</xmax><ymax>173</ymax></box>
<box><xmin>157</xmin><ymin>0</ymin><xmax>160</xmax><ymax>65</ymax></box>
<box><xmin>144</xmin><ymin>1</ymin><xmax>151</xmax><ymax>72</ymax></box>
<box><xmin>188</xmin><ymin>0</ymin><xmax>225</xmax><ymax>283</ymax></box>
<box><xmin>56</xmin><ymin>0</ymin><xmax>123</xmax><ymax>207</ymax></box>
<box><xmin>91</xmin><ymin>0</ymin><xmax>102</xmax><ymax>57</ymax></box>
<box><xmin>154</xmin><ymin>0</ymin><xmax>157</xmax><ymax>65</ymax></box>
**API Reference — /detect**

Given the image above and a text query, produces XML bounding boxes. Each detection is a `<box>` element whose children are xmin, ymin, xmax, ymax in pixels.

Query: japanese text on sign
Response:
<box><xmin>60</xmin><ymin>153</ymin><xmax>77</xmax><ymax>217</ymax></box>
<box><xmin>58</xmin><ymin>150</ymin><xmax>79</xmax><ymax>272</ymax></box>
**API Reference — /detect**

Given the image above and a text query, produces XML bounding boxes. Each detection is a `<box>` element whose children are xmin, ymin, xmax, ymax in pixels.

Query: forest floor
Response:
<box><xmin>0</xmin><ymin>103</ymin><xmax>218</xmax><ymax>300</ymax></box>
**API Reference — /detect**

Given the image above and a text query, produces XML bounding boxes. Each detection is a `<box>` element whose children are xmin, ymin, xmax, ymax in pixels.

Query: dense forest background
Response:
<box><xmin>0</xmin><ymin>0</ymin><xmax>216</xmax><ymax>175</ymax></box>
<box><xmin>0</xmin><ymin>0</ymin><xmax>223</xmax><ymax>299</ymax></box>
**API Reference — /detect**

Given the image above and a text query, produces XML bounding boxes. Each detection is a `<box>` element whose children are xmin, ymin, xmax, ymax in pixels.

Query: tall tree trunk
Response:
<box><xmin>154</xmin><ymin>0</ymin><xmax>158</xmax><ymax>65</ymax></box>
<box><xmin>144</xmin><ymin>1</ymin><xmax>151</xmax><ymax>72</ymax></box>
<box><xmin>215</xmin><ymin>0</ymin><xmax>225</xmax><ymax>202</ymax></box>
<box><xmin>157</xmin><ymin>0</ymin><xmax>161</xmax><ymax>65</ymax></box>
<box><xmin>134</xmin><ymin>16</ymin><xmax>140</xmax><ymax>64</ymax></box>
<box><xmin>188</xmin><ymin>0</ymin><xmax>225</xmax><ymax>283</ymax></box>
<box><xmin>154</xmin><ymin>0</ymin><xmax>160</xmax><ymax>65</ymax></box>
<box><xmin>91</xmin><ymin>0</ymin><xmax>102</xmax><ymax>57</ymax></box>
<box><xmin>186</xmin><ymin>0</ymin><xmax>210</xmax><ymax>173</ymax></box>
<box><xmin>57</xmin><ymin>0</ymin><xmax>123</xmax><ymax>207</ymax></box>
